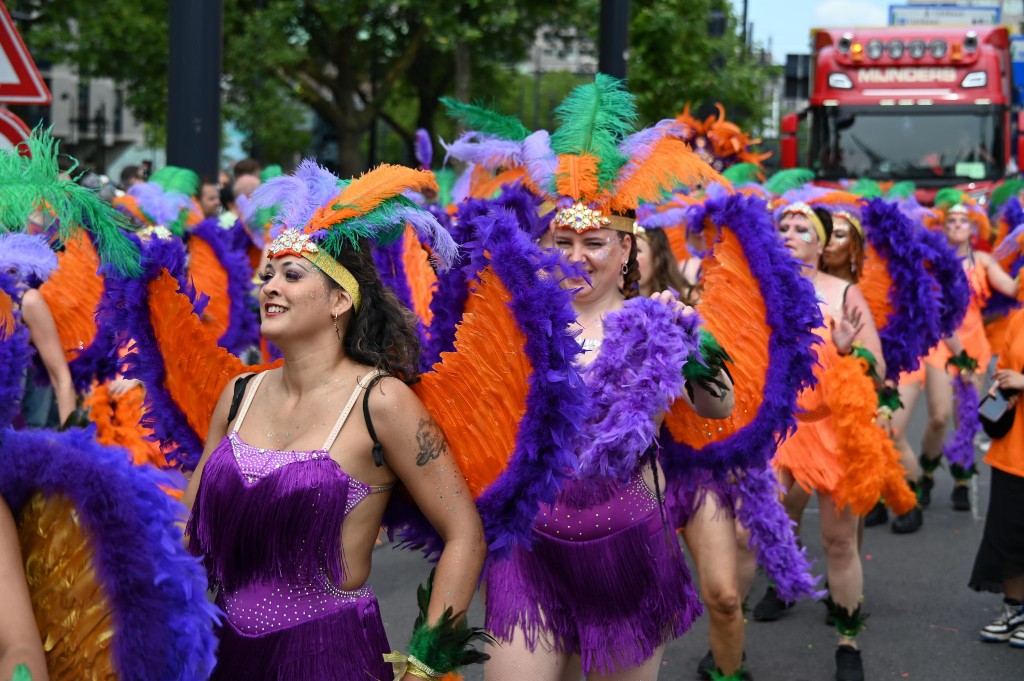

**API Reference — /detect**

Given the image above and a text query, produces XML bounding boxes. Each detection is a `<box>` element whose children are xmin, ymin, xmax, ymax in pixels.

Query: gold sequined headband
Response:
<box><xmin>541</xmin><ymin>201</ymin><xmax>638</xmax><ymax>235</ymax></box>
<box><xmin>781</xmin><ymin>202</ymin><xmax>827</xmax><ymax>244</ymax></box>
<box><xmin>266</xmin><ymin>228</ymin><xmax>361</xmax><ymax>311</ymax></box>
<box><xmin>831</xmin><ymin>210</ymin><xmax>863</xmax><ymax>237</ymax></box>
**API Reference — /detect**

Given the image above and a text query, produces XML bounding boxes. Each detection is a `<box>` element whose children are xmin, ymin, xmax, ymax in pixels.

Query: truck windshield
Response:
<box><xmin>811</xmin><ymin>107</ymin><xmax>1004</xmax><ymax>183</ymax></box>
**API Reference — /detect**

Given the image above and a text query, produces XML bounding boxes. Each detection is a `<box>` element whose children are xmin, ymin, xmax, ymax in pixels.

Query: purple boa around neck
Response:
<box><xmin>862</xmin><ymin>198</ymin><xmax>945</xmax><ymax>381</ymax></box>
<box><xmin>0</xmin><ymin>427</ymin><xmax>219</xmax><ymax>680</ymax></box>
<box><xmin>372</xmin><ymin>238</ymin><xmax>429</xmax><ymax>352</ymax></box>
<box><xmin>576</xmin><ymin>298</ymin><xmax>700</xmax><ymax>490</ymax></box>
<box><xmin>917</xmin><ymin>227</ymin><xmax>970</xmax><ymax>339</ymax></box>
<box><xmin>190</xmin><ymin>217</ymin><xmax>260</xmax><ymax>356</ymax></box>
<box><xmin>0</xmin><ymin>274</ymin><xmax>30</xmax><ymax>428</ymax></box>
<box><xmin>99</xmin><ymin>242</ymin><xmax>207</xmax><ymax>470</ymax></box>
<box><xmin>735</xmin><ymin>467</ymin><xmax>823</xmax><ymax>602</ymax></box>
<box><xmin>943</xmin><ymin>375</ymin><xmax>980</xmax><ymax>471</ymax></box>
<box><xmin>387</xmin><ymin>206</ymin><xmax>585</xmax><ymax>559</ymax></box>
<box><xmin>0</xmin><ymin>233</ymin><xmax>57</xmax><ymax>283</ymax></box>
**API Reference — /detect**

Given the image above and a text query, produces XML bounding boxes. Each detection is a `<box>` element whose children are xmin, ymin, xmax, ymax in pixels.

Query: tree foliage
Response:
<box><xmin>10</xmin><ymin>0</ymin><xmax>778</xmax><ymax>173</ymax></box>
<box><xmin>629</xmin><ymin>0</ymin><xmax>779</xmax><ymax>132</ymax></box>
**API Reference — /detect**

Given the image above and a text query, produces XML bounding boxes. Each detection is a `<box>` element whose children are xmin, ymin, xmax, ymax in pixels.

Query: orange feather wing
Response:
<box><xmin>187</xmin><ymin>235</ymin><xmax>232</xmax><ymax>341</ymax></box>
<box><xmin>39</xmin><ymin>237</ymin><xmax>103</xmax><ymax>362</ymax></box>
<box><xmin>402</xmin><ymin>226</ymin><xmax>438</xmax><ymax>326</ymax></box>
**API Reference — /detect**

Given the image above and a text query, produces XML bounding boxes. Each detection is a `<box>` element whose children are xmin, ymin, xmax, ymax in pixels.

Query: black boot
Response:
<box><xmin>752</xmin><ymin>585</ymin><xmax>792</xmax><ymax>621</ymax></box>
<box><xmin>891</xmin><ymin>480</ymin><xmax>923</xmax><ymax>533</ymax></box>
<box><xmin>835</xmin><ymin>645</ymin><xmax>864</xmax><ymax>681</ymax></box>
<box><xmin>863</xmin><ymin>500</ymin><xmax>888</xmax><ymax>527</ymax></box>
<box><xmin>918</xmin><ymin>453</ymin><xmax>940</xmax><ymax>507</ymax></box>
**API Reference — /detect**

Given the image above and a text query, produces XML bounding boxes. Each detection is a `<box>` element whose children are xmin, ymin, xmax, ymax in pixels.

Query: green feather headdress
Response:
<box><xmin>763</xmin><ymin>168</ymin><xmax>815</xmax><ymax>196</ymax></box>
<box><xmin>0</xmin><ymin>127</ymin><xmax>140</xmax><ymax>276</ymax></box>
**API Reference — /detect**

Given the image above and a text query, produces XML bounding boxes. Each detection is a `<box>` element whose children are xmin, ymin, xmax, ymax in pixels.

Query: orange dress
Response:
<box><xmin>924</xmin><ymin>258</ymin><xmax>992</xmax><ymax>373</ymax></box>
<box><xmin>985</xmin><ymin>308</ymin><xmax>1024</xmax><ymax>478</ymax></box>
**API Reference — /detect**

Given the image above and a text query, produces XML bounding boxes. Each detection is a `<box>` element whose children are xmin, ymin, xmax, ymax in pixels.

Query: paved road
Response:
<box><xmin>371</xmin><ymin>395</ymin><xmax>1022</xmax><ymax>680</ymax></box>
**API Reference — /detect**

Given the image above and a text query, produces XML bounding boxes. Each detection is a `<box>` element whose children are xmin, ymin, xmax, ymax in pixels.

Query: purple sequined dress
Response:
<box><xmin>484</xmin><ymin>320</ymin><xmax>703</xmax><ymax>675</ymax></box>
<box><xmin>188</xmin><ymin>371</ymin><xmax>394</xmax><ymax>680</ymax></box>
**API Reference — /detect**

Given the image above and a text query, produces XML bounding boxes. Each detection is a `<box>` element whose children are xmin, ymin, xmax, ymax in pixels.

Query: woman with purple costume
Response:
<box><xmin>183</xmin><ymin>162</ymin><xmax>487</xmax><ymax>680</ymax></box>
<box><xmin>479</xmin><ymin>76</ymin><xmax>733</xmax><ymax>680</ymax></box>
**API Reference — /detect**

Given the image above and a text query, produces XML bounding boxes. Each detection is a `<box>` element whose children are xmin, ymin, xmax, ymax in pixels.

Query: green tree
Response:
<box><xmin>629</xmin><ymin>0</ymin><xmax>779</xmax><ymax>133</ymax></box>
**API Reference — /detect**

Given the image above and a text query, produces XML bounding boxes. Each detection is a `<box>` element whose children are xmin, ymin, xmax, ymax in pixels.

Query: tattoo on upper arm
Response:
<box><xmin>415</xmin><ymin>418</ymin><xmax>448</xmax><ymax>466</ymax></box>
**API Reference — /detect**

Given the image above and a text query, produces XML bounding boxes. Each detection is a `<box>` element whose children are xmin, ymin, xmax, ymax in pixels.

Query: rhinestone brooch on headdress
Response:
<box><xmin>267</xmin><ymin>228</ymin><xmax>320</xmax><ymax>258</ymax></box>
<box><xmin>554</xmin><ymin>202</ymin><xmax>612</xmax><ymax>233</ymax></box>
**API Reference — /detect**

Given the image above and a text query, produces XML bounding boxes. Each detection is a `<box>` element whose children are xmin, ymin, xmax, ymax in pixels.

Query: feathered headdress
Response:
<box><xmin>252</xmin><ymin>159</ymin><xmax>457</xmax><ymax>311</ymax></box>
<box><xmin>443</xmin><ymin>75</ymin><xmax>724</xmax><ymax>234</ymax></box>
<box><xmin>675</xmin><ymin>103</ymin><xmax>771</xmax><ymax>172</ymax></box>
<box><xmin>114</xmin><ymin>181</ymin><xmax>195</xmax><ymax>234</ymax></box>
<box><xmin>0</xmin><ymin>233</ymin><xmax>58</xmax><ymax>283</ymax></box>
<box><xmin>929</xmin><ymin>187</ymin><xmax>990</xmax><ymax>240</ymax></box>
<box><xmin>0</xmin><ymin>127</ymin><xmax>140</xmax><ymax>276</ymax></box>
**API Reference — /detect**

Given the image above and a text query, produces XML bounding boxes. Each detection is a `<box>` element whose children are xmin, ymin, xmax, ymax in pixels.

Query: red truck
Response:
<box><xmin>780</xmin><ymin>25</ymin><xmax>1022</xmax><ymax>203</ymax></box>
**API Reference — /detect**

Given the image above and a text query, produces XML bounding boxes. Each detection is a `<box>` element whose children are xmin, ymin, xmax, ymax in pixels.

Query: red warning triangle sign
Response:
<box><xmin>0</xmin><ymin>2</ymin><xmax>51</xmax><ymax>105</ymax></box>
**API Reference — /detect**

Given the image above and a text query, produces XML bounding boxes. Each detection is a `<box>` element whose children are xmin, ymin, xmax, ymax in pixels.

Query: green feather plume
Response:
<box><xmin>0</xmin><ymin>127</ymin><xmax>140</xmax><ymax>276</ymax></box>
<box><xmin>260</xmin><ymin>164</ymin><xmax>283</xmax><ymax>182</ymax></box>
<box><xmin>987</xmin><ymin>178</ymin><xmax>1024</xmax><ymax>215</ymax></box>
<box><xmin>885</xmin><ymin>181</ymin><xmax>917</xmax><ymax>199</ymax></box>
<box><xmin>550</xmin><ymin>73</ymin><xmax>637</xmax><ymax>191</ymax></box>
<box><xmin>850</xmin><ymin>177</ymin><xmax>883</xmax><ymax>198</ymax></box>
<box><xmin>721</xmin><ymin>162</ymin><xmax>762</xmax><ymax>185</ymax></box>
<box><xmin>149</xmin><ymin>166</ymin><xmax>200</xmax><ymax>196</ymax></box>
<box><xmin>408</xmin><ymin>569</ymin><xmax>493</xmax><ymax>673</ymax></box>
<box><xmin>442</xmin><ymin>97</ymin><xmax>531</xmax><ymax>141</ymax></box>
<box><xmin>435</xmin><ymin>168</ymin><xmax>457</xmax><ymax>207</ymax></box>
<box><xmin>683</xmin><ymin>328</ymin><xmax>733</xmax><ymax>399</ymax></box>
<box><xmin>763</xmin><ymin>168</ymin><xmax>814</xmax><ymax>196</ymax></box>
<box><xmin>934</xmin><ymin>187</ymin><xmax>965</xmax><ymax>209</ymax></box>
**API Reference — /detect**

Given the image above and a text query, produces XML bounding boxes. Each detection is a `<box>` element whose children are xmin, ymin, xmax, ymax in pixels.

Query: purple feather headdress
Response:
<box><xmin>442</xmin><ymin>132</ymin><xmax>525</xmax><ymax>170</ymax></box>
<box><xmin>771</xmin><ymin>185</ymin><xmax>831</xmax><ymax>223</ymax></box>
<box><xmin>0</xmin><ymin>427</ymin><xmax>219</xmax><ymax>680</ymax></box>
<box><xmin>127</xmin><ymin>182</ymin><xmax>193</xmax><ymax>227</ymax></box>
<box><xmin>251</xmin><ymin>159</ymin><xmax>340</xmax><ymax>239</ymax></box>
<box><xmin>0</xmin><ymin>232</ymin><xmax>57</xmax><ymax>283</ymax></box>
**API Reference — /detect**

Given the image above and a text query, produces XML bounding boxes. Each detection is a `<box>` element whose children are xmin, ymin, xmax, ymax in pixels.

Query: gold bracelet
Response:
<box><xmin>383</xmin><ymin>651</ymin><xmax>446</xmax><ymax>680</ymax></box>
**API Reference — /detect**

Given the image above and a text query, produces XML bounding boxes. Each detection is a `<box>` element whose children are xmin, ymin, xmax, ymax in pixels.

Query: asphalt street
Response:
<box><xmin>370</xmin><ymin>391</ymin><xmax>1022</xmax><ymax>680</ymax></box>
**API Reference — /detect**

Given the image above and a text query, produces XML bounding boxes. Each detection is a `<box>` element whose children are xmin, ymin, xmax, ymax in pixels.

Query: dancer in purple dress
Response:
<box><xmin>183</xmin><ymin>163</ymin><xmax>488</xmax><ymax>680</ymax></box>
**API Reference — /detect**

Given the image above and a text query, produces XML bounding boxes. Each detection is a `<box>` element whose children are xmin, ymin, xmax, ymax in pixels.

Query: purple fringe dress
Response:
<box><xmin>485</xmin><ymin>467</ymin><xmax>701</xmax><ymax>674</ymax></box>
<box><xmin>188</xmin><ymin>372</ymin><xmax>393</xmax><ymax>680</ymax></box>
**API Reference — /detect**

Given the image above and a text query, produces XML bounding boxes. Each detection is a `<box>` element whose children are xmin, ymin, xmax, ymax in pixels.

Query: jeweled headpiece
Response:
<box><xmin>781</xmin><ymin>201</ymin><xmax>827</xmax><ymax>244</ymax></box>
<box><xmin>441</xmin><ymin>75</ymin><xmax>723</xmax><ymax>233</ymax></box>
<box><xmin>252</xmin><ymin>160</ymin><xmax>458</xmax><ymax>314</ymax></box>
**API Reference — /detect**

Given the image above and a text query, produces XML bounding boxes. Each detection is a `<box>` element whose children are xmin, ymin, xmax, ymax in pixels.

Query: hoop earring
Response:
<box><xmin>621</xmin><ymin>262</ymin><xmax>629</xmax><ymax>276</ymax></box>
<box><xmin>333</xmin><ymin>313</ymin><xmax>342</xmax><ymax>342</ymax></box>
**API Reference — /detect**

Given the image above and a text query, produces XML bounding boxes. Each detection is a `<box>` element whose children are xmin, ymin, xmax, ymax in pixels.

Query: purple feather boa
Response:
<box><xmin>372</xmin><ymin>238</ymin><xmax>429</xmax><ymax>353</ymax></box>
<box><xmin>735</xmin><ymin>467</ymin><xmax>824</xmax><ymax>602</ymax></box>
<box><xmin>0</xmin><ymin>274</ymin><xmax>30</xmax><ymax>428</ymax></box>
<box><xmin>190</xmin><ymin>218</ymin><xmax>260</xmax><ymax>356</ymax></box>
<box><xmin>985</xmin><ymin>199</ymin><xmax>1024</xmax><ymax>317</ymax></box>
<box><xmin>862</xmin><ymin>198</ymin><xmax>945</xmax><ymax>381</ymax></box>
<box><xmin>387</xmin><ymin>206</ymin><xmax>585</xmax><ymax>559</ymax></box>
<box><xmin>422</xmin><ymin>183</ymin><xmax>543</xmax><ymax>367</ymax></box>
<box><xmin>414</xmin><ymin>128</ymin><xmax>433</xmax><ymax>168</ymax></box>
<box><xmin>917</xmin><ymin>227</ymin><xmax>971</xmax><ymax>339</ymax></box>
<box><xmin>660</xmin><ymin>190</ymin><xmax>821</xmax><ymax>476</ymax></box>
<box><xmin>98</xmin><ymin>241</ymin><xmax>207</xmax><ymax>470</ymax></box>
<box><xmin>942</xmin><ymin>375</ymin><xmax>980</xmax><ymax>471</ymax></box>
<box><xmin>0</xmin><ymin>427</ymin><xmax>219</xmax><ymax>680</ymax></box>
<box><xmin>576</xmin><ymin>298</ymin><xmax>700</xmax><ymax>489</ymax></box>
<box><xmin>0</xmin><ymin>233</ymin><xmax>57</xmax><ymax>282</ymax></box>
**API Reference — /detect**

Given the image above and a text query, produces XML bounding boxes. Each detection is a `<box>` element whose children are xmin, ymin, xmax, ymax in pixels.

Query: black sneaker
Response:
<box><xmin>835</xmin><ymin>644</ymin><xmax>864</xmax><ymax>681</ymax></box>
<box><xmin>753</xmin><ymin>586</ymin><xmax>793</xmax><ymax>621</ymax></box>
<box><xmin>864</xmin><ymin>501</ymin><xmax>888</xmax><ymax>527</ymax></box>
<box><xmin>980</xmin><ymin>602</ymin><xmax>1024</xmax><ymax>642</ymax></box>
<box><xmin>951</xmin><ymin>484</ymin><xmax>971</xmax><ymax>511</ymax></box>
<box><xmin>891</xmin><ymin>506</ymin><xmax>923</xmax><ymax>534</ymax></box>
<box><xmin>919</xmin><ymin>475</ymin><xmax>934</xmax><ymax>507</ymax></box>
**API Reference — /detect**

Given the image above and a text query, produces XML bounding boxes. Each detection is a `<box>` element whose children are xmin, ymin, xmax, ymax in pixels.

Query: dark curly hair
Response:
<box><xmin>324</xmin><ymin>238</ymin><xmax>421</xmax><ymax>380</ymax></box>
<box><xmin>642</xmin><ymin>229</ymin><xmax>688</xmax><ymax>295</ymax></box>
<box><xmin>620</xmin><ymin>232</ymin><xmax>640</xmax><ymax>299</ymax></box>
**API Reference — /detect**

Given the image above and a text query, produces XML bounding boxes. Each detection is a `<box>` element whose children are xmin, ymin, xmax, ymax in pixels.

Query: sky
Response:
<box><xmin>728</xmin><ymin>0</ymin><xmax>893</xmax><ymax>61</ymax></box>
